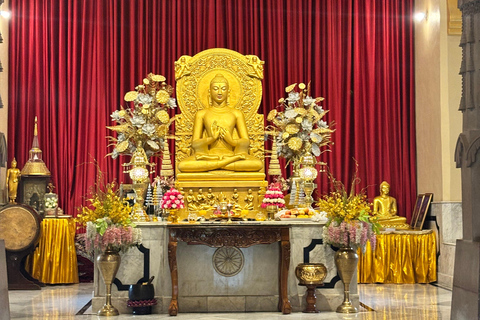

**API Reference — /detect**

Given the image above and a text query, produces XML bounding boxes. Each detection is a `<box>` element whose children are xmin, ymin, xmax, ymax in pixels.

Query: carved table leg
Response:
<box><xmin>168</xmin><ymin>236</ymin><xmax>178</xmax><ymax>316</ymax></box>
<box><xmin>279</xmin><ymin>229</ymin><xmax>292</xmax><ymax>314</ymax></box>
<box><xmin>304</xmin><ymin>284</ymin><xmax>320</xmax><ymax>313</ymax></box>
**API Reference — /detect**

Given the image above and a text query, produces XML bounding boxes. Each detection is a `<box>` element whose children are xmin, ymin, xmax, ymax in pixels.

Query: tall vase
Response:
<box><xmin>97</xmin><ymin>248</ymin><xmax>121</xmax><ymax>316</ymax></box>
<box><xmin>334</xmin><ymin>246</ymin><xmax>358</xmax><ymax>313</ymax></box>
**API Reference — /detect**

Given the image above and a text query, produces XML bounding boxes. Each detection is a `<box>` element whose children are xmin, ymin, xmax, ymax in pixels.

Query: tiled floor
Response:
<box><xmin>7</xmin><ymin>283</ymin><xmax>451</xmax><ymax>319</ymax></box>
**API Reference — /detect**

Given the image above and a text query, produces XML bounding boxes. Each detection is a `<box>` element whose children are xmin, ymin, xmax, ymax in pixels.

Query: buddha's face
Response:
<box><xmin>210</xmin><ymin>81</ymin><xmax>229</xmax><ymax>105</ymax></box>
<box><xmin>381</xmin><ymin>184</ymin><xmax>390</xmax><ymax>195</ymax></box>
<box><xmin>11</xmin><ymin>160</ymin><xmax>17</xmax><ymax>168</ymax></box>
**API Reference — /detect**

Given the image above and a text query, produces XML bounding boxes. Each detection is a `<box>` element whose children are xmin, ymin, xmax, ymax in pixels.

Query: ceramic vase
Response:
<box><xmin>334</xmin><ymin>246</ymin><xmax>358</xmax><ymax>313</ymax></box>
<box><xmin>97</xmin><ymin>248</ymin><xmax>121</xmax><ymax>316</ymax></box>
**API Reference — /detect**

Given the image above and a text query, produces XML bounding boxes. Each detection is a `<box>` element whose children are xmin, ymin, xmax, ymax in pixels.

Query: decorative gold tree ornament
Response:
<box><xmin>269</xmin><ymin>82</ymin><xmax>334</xmax><ymax>164</ymax></box>
<box><xmin>107</xmin><ymin>73</ymin><xmax>176</xmax><ymax>220</ymax></box>
<box><xmin>106</xmin><ymin>72</ymin><xmax>176</xmax><ymax>162</ymax></box>
<box><xmin>269</xmin><ymin>82</ymin><xmax>334</xmax><ymax>208</ymax></box>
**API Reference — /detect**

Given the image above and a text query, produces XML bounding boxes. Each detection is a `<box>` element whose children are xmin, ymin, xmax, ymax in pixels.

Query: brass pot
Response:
<box><xmin>266</xmin><ymin>205</ymin><xmax>278</xmax><ymax>221</ymax></box>
<box><xmin>295</xmin><ymin>263</ymin><xmax>327</xmax><ymax>285</ymax></box>
<box><xmin>97</xmin><ymin>248</ymin><xmax>121</xmax><ymax>316</ymax></box>
<box><xmin>334</xmin><ymin>246</ymin><xmax>358</xmax><ymax>313</ymax></box>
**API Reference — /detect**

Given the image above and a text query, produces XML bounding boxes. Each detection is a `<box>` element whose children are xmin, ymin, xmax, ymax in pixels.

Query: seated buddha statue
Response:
<box><xmin>177</xmin><ymin>74</ymin><xmax>263</xmax><ymax>173</ymax></box>
<box><xmin>373</xmin><ymin>181</ymin><xmax>410</xmax><ymax>229</ymax></box>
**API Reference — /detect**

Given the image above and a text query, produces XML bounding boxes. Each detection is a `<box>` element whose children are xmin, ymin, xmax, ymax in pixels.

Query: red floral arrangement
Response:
<box><xmin>261</xmin><ymin>184</ymin><xmax>286</xmax><ymax>208</ymax></box>
<box><xmin>161</xmin><ymin>188</ymin><xmax>184</xmax><ymax>209</ymax></box>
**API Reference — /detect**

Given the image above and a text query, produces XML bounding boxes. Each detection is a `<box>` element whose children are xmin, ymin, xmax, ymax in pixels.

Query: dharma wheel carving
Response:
<box><xmin>212</xmin><ymin>246</ymin><xmax>244</xmax><ymax>277</ymax></box>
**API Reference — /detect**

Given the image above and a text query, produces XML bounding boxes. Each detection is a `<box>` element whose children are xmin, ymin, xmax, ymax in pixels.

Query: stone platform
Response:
<box><xmin>92</xmin><ymin>221</ymin><xmax>358</xmax><ymax>314</ymax></box>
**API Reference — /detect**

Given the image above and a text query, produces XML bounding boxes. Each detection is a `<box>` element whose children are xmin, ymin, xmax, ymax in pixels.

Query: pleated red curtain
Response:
<box><xmin>8</xmin><ymin>0</ymin><xmax>416</xmax><ymax>221</ymax></box>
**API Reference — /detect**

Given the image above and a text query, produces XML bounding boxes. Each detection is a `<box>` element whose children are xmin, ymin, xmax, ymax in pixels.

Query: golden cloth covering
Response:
<box><xmin>26</xmin><ymin>218</ymin><xmax>79</xmax><ymax>284</ymax></box>
<box><xmin>357</xmin><ymin>230</ymin><xmax>437</xmax><ymax>284</ymax></box>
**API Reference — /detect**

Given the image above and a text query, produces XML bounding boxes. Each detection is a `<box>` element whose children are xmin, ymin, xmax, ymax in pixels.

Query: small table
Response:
<box><xmin>358</xmin><ymin>229</ymin><xmax>437</xmax><ymax>284</ymax></box>
<box><xmin>25</xmin><ymin>217</ymin><xmax>79</xmax><ymax>284</ymax></box>
<box><xmin>167</xmin><ymin>224</ymin><xmax>292</xmax><ymax>315</ymax></box>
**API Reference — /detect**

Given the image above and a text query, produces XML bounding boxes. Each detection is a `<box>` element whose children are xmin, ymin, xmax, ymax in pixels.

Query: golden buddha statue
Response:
<box><xmin>174</xmin><ymin>48</ymin><xmax>268</xmax><ymax>220</ymax></box>
<box><xmin>177</xmin><ymin>74</ymin><xmax>263</xmax><ymax>173</ymax></box>
<box><xmin>373</xmin><ymin>181</ymin><xmax>410</xmax><ymax>229</ymax></box>
<box><xmin>6</xmin><ymin>158</ymin><xmax>21</xmax><ymax>203</ymax></box>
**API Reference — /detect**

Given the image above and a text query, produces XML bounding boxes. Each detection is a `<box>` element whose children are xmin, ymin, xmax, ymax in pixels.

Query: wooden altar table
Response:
<box><xmin>167</xmin><ymin>224</ymin><xmax>292</xmax><ymax>315</ymax></box>
<box><xmin>357</xmin><ymin>229</ymin><xmax>437</xmax><ymax>284</ymax></box>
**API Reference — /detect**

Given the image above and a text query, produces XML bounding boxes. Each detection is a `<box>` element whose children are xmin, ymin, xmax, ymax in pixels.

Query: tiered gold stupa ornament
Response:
<box><xmin>21</xmin><ymin>117</ymin><xmax>51</xmax><ymax>177</ymax></box>
<box><xmin>19</xmin><ymin>116</ymin><xmax>51</xmax><ymax>214</ymax></box>
<box><xmin>267</xmin><ymin>132</ymin><xmax>282</xmax><ymax>177</ymax></box>
<box><xmin>173</xmin><ymin>48</ymin><xmax>268</xmax><ymax>220</ymax></box>
<box><xmin>160</xmin><ymin>143</ymin><xmax>174</xmax><ymax>177</ymax></box>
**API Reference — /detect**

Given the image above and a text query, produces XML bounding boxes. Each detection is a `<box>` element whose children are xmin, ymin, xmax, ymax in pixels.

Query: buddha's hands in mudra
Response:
<box><xmin>211</xmin><ymin>121</ymin><xmax>236</xmax><ymax>147</ymax></box>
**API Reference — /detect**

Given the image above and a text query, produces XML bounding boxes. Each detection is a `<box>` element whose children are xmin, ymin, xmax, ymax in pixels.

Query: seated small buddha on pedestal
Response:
<box><xmin>373</xmin><ymin>181</ymin><xmax>410</xmax><ymax>229</ymax></box>
<box><xmin>177</xmin><ymin>74</ymin><xmax>263</xmax><ymax>173</ymax></box>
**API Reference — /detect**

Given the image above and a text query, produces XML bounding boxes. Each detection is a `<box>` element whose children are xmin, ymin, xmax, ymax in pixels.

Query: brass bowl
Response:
<box><xmin>295</xmin><ymin>263</ymin><xmax>327</xmax><ymax>285</ymax></box>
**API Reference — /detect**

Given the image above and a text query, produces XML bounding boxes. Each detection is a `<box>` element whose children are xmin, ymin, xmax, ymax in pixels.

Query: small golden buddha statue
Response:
<box><xmin>373</xmin><ymin>181</ymin><xmax>410</xmax><ymax>229</ymax></box>
<box><xmin>207</xmin><ymin>188</ymin><xmax>216</xmax><ymax>206</ymax></box>
<box><xmin>244</xmin><ymin>188</ymin><xmax>254</xmax><ymax>210</ymax></box>
<box><xmin>177</xmin><ymin>74</ymin><xmax>263</xmax><ymax>173</ymax></box>
<box><xmin>6</xmin><ymin>158</ymin><xmax>21</xmax><ymax>203</ymax></box>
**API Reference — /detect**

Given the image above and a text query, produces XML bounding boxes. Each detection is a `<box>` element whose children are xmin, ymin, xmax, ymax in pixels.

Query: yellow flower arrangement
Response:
<box><xmin>317</xmin><ymin>162</ymin><xmax>380</xmax><ymax>250</ymax></box>
<box><xmin>76</xmin><ymin>181</ymin><xmax>132</xmax><ymax>227</ymax></box>
<box><xmin>318</xmin><ymin>191</ymin><xmax>372</xmax><ymax>223</ymax></box>
<box><xmin>76</xmin><ymin>171</ymin><xmax>142</xmax><ymax>253</ymax></box>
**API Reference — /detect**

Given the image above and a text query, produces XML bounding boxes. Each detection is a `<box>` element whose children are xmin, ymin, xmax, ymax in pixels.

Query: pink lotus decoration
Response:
<box><xmin>261</xmin><ymin>186</ymin><xmax>285</xmax><ymax>208</ymax></box>
<box><xmin>161</xmin><ymin>188</ymin><xmax>185</xmax><ymax>209</ymax></box>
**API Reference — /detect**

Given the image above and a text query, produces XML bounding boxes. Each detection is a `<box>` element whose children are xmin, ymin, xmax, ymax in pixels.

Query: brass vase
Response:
<box><xmin>97</xmin><ymin>248</ymin><xmax>121</xmax><ymax>316</ymax></box>
<box><xmin>334</xmin><ymin>246</ymin><xmax>358</xmax><ymax>313</ymax></box>
<box><xmin>266</xmin><ymin>205</ymin><xmax>278</xmax><ymax>221</ymax></box>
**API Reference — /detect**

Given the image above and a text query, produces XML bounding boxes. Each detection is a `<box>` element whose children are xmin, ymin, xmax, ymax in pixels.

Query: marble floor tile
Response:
<box><xmin>8</xmin><ymin>283</ymin><xmax>452</xmax><ymax>319</ymax></box>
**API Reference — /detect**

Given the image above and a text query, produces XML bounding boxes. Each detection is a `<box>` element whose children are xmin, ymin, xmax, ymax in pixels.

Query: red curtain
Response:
<box><xmin>8</xmin><ymin>0</ymin><xmax>416</xmax><ymax>221</ymax></box>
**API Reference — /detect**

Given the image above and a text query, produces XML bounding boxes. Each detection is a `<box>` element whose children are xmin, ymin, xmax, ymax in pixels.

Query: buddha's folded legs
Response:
<box><xmin>178</xmin><ymin>155</ymin><xmax>245</xmax><ymax>172</ymax></box>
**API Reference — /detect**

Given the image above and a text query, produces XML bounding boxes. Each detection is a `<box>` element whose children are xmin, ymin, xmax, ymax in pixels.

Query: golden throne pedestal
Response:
<box><xmin>174</xmin><ymin>48</ymin><xmax>267</xmax><ymax>218</ymax></box>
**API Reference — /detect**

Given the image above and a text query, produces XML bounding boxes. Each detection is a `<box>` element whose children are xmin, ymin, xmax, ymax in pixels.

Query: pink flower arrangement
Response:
<box><xmin>261</xmin><ymin>186</ymin><xmax>285</xmax><ymax>208</ymax></box>
<box><xmin>161</xmin><ymin>188</ymin><xmax>185</xmax><ymax>209</ymax></box>
<box><xmin>85</xmin><ymin>218</ymin><xmax>142</xmax><ymax>253</ymax></box>
<box><xmin>323</xmin><ymin>220</ymin><xmax>376</xmax><ymax>251</ymax></box>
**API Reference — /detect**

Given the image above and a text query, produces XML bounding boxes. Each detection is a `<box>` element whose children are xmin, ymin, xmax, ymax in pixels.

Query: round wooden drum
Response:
<box><xmin>0</xmin><ymin>204</ymin><xmax>41</xmax><ymax>252</ymax></box>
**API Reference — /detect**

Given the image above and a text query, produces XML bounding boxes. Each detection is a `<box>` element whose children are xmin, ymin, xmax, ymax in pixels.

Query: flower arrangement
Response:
<box><xmin>107</xmin><ymin>73</ymin><xmax>177</xmax><ymax>159</ymax></box>
<box><xmin>77</xmin><ymin>180</ymin><xmax>142</xmax><ymax>253</ymax></box>
<box><xmin>317</xmin><ymin>165</ymin><xmax>380</xmax><ymax>251</ymax></box>
<box><xmin>261</xmin><ymin>184</ymin><xmax>286</xmax><ymax>208</ymax></box>
<box><xmin>268</xmin><ymin>82</ymin><xmax>334</xmax><ymax>162</ymax></box>
<box><xmin>161</xmin><ymin>188</ymin><xmax>185</xmax><ymax>210</ymax></box>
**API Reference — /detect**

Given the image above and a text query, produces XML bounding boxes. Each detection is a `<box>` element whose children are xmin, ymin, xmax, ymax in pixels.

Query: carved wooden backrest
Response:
<box><xmin>174</xmin><ymin>48</ymin><xmax>265</xmax><ymax>173</ymax></box>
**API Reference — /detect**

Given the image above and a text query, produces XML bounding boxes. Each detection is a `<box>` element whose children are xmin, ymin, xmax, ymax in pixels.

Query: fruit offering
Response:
<box><xmin>279</xmin><ymin>207</ymin><xmax>315</xmax><ymax>219</ymax></box>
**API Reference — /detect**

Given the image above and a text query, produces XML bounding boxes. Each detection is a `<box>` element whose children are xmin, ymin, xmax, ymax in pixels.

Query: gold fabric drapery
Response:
<box><xmin>358</xmin><ymin>230</ymin><xmax>437</xmax><ymax>284</ymax></box>
<box><xmin>26</xmin><ymin>218</ymin><xmax>79</xmax><ymax>284</ymax></box>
